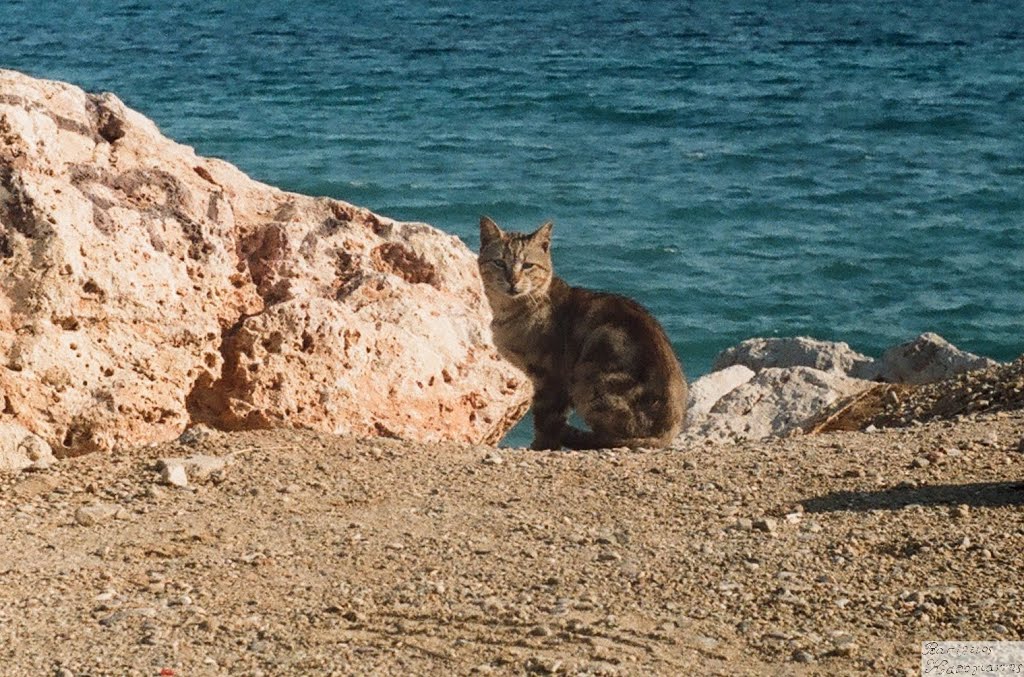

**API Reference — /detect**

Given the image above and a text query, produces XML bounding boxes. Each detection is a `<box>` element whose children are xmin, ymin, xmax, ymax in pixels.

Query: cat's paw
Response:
<box><xmin>529</xmin><ymin>437</ymin><xmax>560</xmax><ymax>451</ymax></box>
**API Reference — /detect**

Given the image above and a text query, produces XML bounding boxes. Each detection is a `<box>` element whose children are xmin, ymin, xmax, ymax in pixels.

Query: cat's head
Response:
<box><xmin>478</xmin><ymin>216</ymin><xmax>554</xmax><ymax>299</ymax></box>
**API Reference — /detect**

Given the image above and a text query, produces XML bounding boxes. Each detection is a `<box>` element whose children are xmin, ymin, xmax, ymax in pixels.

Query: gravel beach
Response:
<box><xmin>2</xmin><ymin>401</ymin><xmax>1022</xmax><ymax>675</ymax></box>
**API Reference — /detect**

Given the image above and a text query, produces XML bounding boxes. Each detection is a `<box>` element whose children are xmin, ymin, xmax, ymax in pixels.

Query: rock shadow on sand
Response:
<box><xmin>803</xmin><ymin>481</ymin><xmax>1024</xmax><ymax>513</ymax></box>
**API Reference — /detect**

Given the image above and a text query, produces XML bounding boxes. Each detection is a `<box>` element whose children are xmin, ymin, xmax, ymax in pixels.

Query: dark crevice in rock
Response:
<box><xmin>239</xmin><ymin>222</ymin><xmax>293</xmax><ymax>305</ymax></box>
<box><xmin>187</xmin><ymin>218</ymin><xmax>298</xmax><ymax>432</ymax></box>
<box><xmin>334</xmin><ymin>249</ymin><xmax>364</xmax><ymax>300</ymax></box>
<box><xmin>85</xmin><ymin>93</ymin><xmax>127</xmax><ymax>144</ymax></box>
<box><xmin>0</xmin><ymin>164</ymin><xmax>52</xmax><ymax>240</ymax></box>
<box><xmin>321</xmin><ymin>201</ymin><xmax>354</xmax><ymax>234</ymax></box>
<box><xmin>370</xmin><ymin>242</ymin><xmax>439</xmax><ymax>287</ymax></box>
<box><xmin>185</xmin><ymin>313</ymin><xmax>261</xmax><ymax>432</ymax></box>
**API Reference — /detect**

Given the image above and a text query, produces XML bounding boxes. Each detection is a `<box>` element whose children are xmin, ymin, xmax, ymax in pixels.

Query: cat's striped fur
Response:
<box><xmin>478</xmin><ymin>216</ymin><xmax>687</xmax><ymax>450</ymax></box>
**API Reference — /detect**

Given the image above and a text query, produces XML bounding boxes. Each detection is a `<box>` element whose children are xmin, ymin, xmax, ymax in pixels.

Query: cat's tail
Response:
<box><xmin>560</xmin><ymin>426</ymin><xmax>673</xmax><ymax>451</ymax></box>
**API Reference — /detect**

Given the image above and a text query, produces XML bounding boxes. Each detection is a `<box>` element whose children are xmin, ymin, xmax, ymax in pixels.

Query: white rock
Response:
<box><xmin>712</xmin><ymin>337</ymin><xmax>873</xmax><ymax>376</ymax></box>
<box><xmin>860</xmin><ymin>333</ymin><xmax>998</xmax><ymax>384</ymax></box>
<box><xmin>690</xmin><ymin>367</ymin><xmax>875</xmax><ymax>441</ymax></box>
<box><xmin>75</xmin><ymin>503</ymin><xmax>119</xmax><ymax>526</ymax></box>
<box><xmin>0</xmin><ymin>423</ymin><xmax>56</xmax><ymax>472</ymax></box>
<box><xmin>160</xmin><ymin>463</ymin><xmax>189</xmax><ymax>488</ymax></box>
<box><xmin>158</xmin><ymin>454</ymin><xmax>226</xmax><ymax>484</ymax></box>
<box><xmin>686</xmin><ymin>365</ymin><xmax>755</xmax><ymax>425</ymax></box>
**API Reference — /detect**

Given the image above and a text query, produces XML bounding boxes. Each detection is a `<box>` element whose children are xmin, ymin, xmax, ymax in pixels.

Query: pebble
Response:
<box><xmin>529</xmin><ymin>624</ymin><xmax>553</xmax><ymax>637</ymax></box>
<box><xmin>693</xmin><ymin>634</ymin><xmax>719</xmax><ymax>649</ymax></box>
<box><xmin>734</xmin><ymin>517</ymin><xmax>753</xmax><ymax>531</ymax></box>
<box><xmin>793</xmin><ymin>650</ymin><xmax>815</xmax><ymax>663</ymax></box>
<box><xmin>482</xmin><ymin>453</ymin><xmax>504</xmax><ymax>465</ymax></box>
<box><xmin>753</xmin><ymin>518</ymin><xmax>777</xmax><ymax>533</ymax></box>
<box><xmin>177</xmin><ymin>424</ymin><xmax>215</xmax><ymax>445</ymax></box>
<box><xmin>831</xmin><ymin>639</ymin><xmax>858</xmax><ymax>657</ymax></box>
<box><xmin>524</xmin><ymin>657</ymin><xmax>562</xmax><ymax>674</ymax></box>
<box><xmin>161</xmin><ymin>464</ymin><xmax>189</xmax><ymax>488</ymax></box>
<box><xmin>911</xmin><ymin>457</ymin><xmax>930</xmax><ymax>469</ymax></box>
<box><xmin>776</xmin><ymin>591</ymin><xmax>808</xmax><ymax>607</ymax></box>
<box><xmin>158</xmin><ymin>454</ymin><xmax>228</xmax><ymax>486</ymax></box>
<box><xmin>75</xmin><ymin>503</ymin><xmax>119</xmax><ymax>526</ymax></box>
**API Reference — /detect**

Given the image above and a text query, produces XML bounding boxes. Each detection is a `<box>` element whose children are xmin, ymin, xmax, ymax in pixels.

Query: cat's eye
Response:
<box><xmin>522</xmin><ymin>262</ymin><xmax>535</xmax><ymax>270</ymax></box>
<box><xmin>489</xmin><ymin>260</ymin><xmax>507</xmax><ymax>270</ymax></box>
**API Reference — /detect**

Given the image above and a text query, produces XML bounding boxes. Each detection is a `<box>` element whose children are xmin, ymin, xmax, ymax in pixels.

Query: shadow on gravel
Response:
<box><xmin>803</xmin><ymin>481</ymin><xmax>1024</xmax><ymax>513</ymax></box>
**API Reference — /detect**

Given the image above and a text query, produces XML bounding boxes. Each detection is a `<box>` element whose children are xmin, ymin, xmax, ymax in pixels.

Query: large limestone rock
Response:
<box><xmin>0</xmin><ymin>69</ymin><xmax>529</xmax><ymax>457</ymax></box>
<box><xmin>861</xmin><ymin>332</ymin><xmax>999</xmax><ymax>384</ymax></box>
<box><xmin>688</xmin><ymin>367</ymin><xmax>874</xmax><ymax>441</ymax></box>
<box><xmin>713</xmin><ymin>336</ymin><xmax>874</xmax><ymax>375</ymax></box>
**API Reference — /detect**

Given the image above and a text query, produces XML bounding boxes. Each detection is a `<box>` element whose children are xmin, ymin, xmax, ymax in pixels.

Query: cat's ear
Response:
<box><xmin>531</xmin><ymin>221</ymin><xmax>554</xmax><ymax>252</ymax></box>
<box><xmin>480</xmin><ymin>216</ymin><xmax>503</xmax><ymax>245</ymax></box>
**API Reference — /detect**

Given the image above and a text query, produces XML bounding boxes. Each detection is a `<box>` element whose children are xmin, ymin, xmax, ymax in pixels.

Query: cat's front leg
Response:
<box><xmin>530</xmin><ymin>381</ymin><xmax>569</xmax><ymax>450</ymax></box>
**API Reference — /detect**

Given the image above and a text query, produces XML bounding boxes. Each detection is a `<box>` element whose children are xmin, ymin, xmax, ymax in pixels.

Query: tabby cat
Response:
<box><xmin>478</xmin><ymin>216</ymin><xmax>687</xmax><ymax>450</ymax></box>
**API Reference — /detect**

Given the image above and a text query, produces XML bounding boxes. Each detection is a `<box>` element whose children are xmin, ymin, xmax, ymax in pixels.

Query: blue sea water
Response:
<box><xmin>2</xmin><ymin>1</ymin><xmax>1022</xmax><ymax>445</ymax></box>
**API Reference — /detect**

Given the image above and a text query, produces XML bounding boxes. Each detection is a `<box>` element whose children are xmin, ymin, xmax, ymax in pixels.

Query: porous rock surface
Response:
<box><xmin>0</xmin><ymin>69</ymin><xmax>529</xmax><ymax>458</ymax></box>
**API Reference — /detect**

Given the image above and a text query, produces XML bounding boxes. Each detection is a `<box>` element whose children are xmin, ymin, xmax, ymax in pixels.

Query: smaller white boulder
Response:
<box><xmin>861</xmin><ymin>333</ymin><xmax>998</xmax><ymax>384</ymax></box>
<box><xmin>712</xmin><ymin>337</ymin><xmax>874</xmax><ymax>375</ymax></box>
<box><xmin>690</xmin><ymin>367</ymin><xmax>875</xmax><ymax>441</ymax></box>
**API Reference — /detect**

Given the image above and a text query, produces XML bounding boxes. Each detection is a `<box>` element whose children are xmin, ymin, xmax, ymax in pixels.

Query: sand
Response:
<box><xmin>2</xmin><ymin>399</ymin><xmax>1022</xmax><ymax>676</ymax></box>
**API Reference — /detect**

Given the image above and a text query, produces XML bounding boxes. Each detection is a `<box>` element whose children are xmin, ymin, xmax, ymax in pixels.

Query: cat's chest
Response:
<box><xmin>491</xmin><ymin>310</ymin><xmax>559</xmax><ymax>376</ymax></box>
